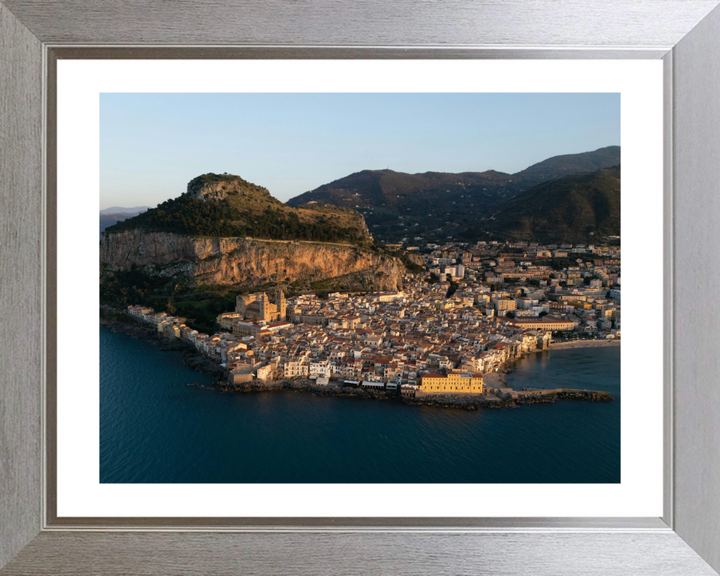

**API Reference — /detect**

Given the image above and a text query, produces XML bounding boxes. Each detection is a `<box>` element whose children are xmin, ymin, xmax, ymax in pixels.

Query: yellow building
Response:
<box><xmin>420</xmin><ymin>372</ymin><xmax>484</xmax><ymax>394</ymax></box>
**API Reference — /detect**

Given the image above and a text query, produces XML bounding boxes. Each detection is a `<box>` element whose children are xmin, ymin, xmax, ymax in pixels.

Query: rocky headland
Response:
<box><xmin>100</xmin><ymin>172</ymin><xmax>405</xmax><ymax>293</ymax></box>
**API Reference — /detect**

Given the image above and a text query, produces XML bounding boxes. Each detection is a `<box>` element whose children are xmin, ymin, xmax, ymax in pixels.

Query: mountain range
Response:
<box><xmin>98</xmin><ymin>150</ymin><xmax>620</xmax><ymax>328</ymax></box>
<box><xmin>286</xmin><ymin>146</ymin><xmax>620</xmax><ymax>243</ymax></box>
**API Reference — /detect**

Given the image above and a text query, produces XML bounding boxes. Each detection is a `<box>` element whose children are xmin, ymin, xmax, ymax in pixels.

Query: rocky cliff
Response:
<box><xmin>100</xmin><ymin>230</ymin><xmax>404</xmax><ymax>292</ymax></box>
<box><xmin>186</xmin><ymin>172</ymin><xmax>271</xmax><ymax>202</ymax></box>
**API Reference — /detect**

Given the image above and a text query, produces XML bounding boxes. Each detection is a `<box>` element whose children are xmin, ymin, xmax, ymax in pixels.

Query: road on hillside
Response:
<box><xmin>243</xmin><ymin>237</ymin><xmax>356</xmax><ymax>249</ymax></box>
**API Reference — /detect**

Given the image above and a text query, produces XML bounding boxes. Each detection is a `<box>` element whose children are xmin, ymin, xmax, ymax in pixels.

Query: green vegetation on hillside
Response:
<box><xmin>100</xmin><ymin>266</ymin><xmax>267</xmax><ymax>333</ymax></box>
<box><xmin>100</xmin><ymin>264</ymin><xmax>171</xmax><ymax>309</ymax></box>
<box><xmin>108</xmin><ymin>194</ymin><xmax>364</xmax><ymax>242</ymax></box>
<box><xmin>513</xmin><ymin>145</ymin><xmax>620</xmax><ymax>184</ymax></box>
<box><xmin>466</xmin><ymin>166</ymin><xmax>620</xmax><ymax>244</ymax></box>
<box><xmin>285</xmin><ymin>146</ymin><xmax>621</xmax><ymax>243</ymax></box>
<box><xmin>106</xmin><ymin>173</ymin><xmax>371</xmax><ymax>245</ymax></box>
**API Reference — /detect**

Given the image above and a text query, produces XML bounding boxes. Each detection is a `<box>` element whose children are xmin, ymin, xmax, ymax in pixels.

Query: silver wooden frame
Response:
<box><xmin>2</xmin><ymin>1</ymin><xmax>720</xmax><ymax>574</ymax></box>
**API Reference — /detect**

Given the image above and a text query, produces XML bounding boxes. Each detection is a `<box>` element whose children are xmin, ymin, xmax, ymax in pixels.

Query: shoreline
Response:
<box><xmin>194</xmin><ymin>378</ymin><xmax>612</xmax><ymax>410</ymax></box>
<box><xmin>482</xmin><ymin>371</ymin><xmax>507</xmax><ymax>387</ymax></box>
<box><xmin>100</xmin><ymin>316</ymin><xmax>226</xmax><ymax>378</ymax></box>
<box><xmin>502</xmin><ymin>338</ymin><xmax>619</xmax><ymax>374</ymax></box>
<box><xmin>547</xmin><ymin>339</ymin><xmax>620</xmax><ymax>351</ymax></box>
<box><xmin>517</xmin><ymin>338</ymin><xmax>620</xmax><ymax>359</ymax></box>
<box><xmin>100</xmin><ymin>313</ymin><xmax>615</xmax><ymax>410</ymax></box>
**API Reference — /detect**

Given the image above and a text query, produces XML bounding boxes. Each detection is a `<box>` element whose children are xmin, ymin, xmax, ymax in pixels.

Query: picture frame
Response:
<box><xmin>1</xmin><ymin>1</ymin><xmax>719</xmax><ymax>574</ymax></box>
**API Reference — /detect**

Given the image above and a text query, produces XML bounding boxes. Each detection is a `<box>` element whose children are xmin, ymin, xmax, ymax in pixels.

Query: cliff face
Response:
<box><xmin>100</xmin><ymin>230</ymin><xmax>404</xmax><ymax>291</ymax></box>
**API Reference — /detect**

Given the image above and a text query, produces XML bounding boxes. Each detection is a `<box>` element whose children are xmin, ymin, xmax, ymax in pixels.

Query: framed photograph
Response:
<box><xmin>2</xmin><ymin>1</ymin><xmax>720</xmax><ymax>574</ymax></box>
<box><xmin>66</xmin><ymin>62</ymin><xmax>641</xmax><ymax>515</ymax></box>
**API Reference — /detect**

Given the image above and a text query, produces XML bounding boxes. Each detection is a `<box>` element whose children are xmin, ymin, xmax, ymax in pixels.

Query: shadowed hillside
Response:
<box><xmin>472</xmin><ymin>166</ymin><xmax>620</xmax><ymax>243</ymax></box>
<box><xmin>286</xmin><ymin>146</ymin><xmax>620</xmax><ymax>242</ymax></box>
<box><xmin>513</xmin><ymin>146</ymin><xmax>620</xmax><ymax>186</ymax></box>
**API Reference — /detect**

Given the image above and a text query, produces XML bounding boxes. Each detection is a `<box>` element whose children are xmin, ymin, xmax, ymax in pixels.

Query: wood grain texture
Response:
<box><xmin>672</xmin><ymin>4</ymin><xmax>720</xmax><ymax>574</ymax></box>
<box><xmin>1</xmin><ymin>531</ymin><xmax>718</xmax><ymax>576</ymax></box>
<box><xmin>1</xmin><ymin>0</ymin><xmax>718</xmax><ymax>47</ymax></box>
<box><xmin>0</xmin><ymin>2</ymin><xmax>43</xmax><ymax>570</ymax></box>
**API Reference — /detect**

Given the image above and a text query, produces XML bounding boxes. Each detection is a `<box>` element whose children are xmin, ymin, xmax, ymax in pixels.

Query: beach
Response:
<box><xmin>483</xmin><ymin>371</ymin><xmax>507</xmax><ymax>387</ymax></box>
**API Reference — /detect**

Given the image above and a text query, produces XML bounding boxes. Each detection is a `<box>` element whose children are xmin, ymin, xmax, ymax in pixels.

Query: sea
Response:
<box><xmin>100</xmin><ymin>327</ymin><xmax>620</xmax><ymax>483</ymax></box>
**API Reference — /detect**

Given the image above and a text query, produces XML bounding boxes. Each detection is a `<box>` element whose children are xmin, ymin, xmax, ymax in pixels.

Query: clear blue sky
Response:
<box><xmin>100</xmin><ymin>93</ymin><xmax>619</xmax><ymax>209</ymax></box>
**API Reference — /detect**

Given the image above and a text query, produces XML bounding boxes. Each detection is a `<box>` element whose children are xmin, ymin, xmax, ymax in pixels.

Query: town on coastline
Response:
<box><xmin>120</xmin><ymin>239</ymin><xmax>619</xmax><ymax>406</ymax></box>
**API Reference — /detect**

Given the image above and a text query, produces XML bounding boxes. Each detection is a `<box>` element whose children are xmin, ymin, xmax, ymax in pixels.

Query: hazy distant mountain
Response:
<box><xmin>286</xmin><ymin>146</ymin><xmax>620</xmax><ymax>243</ymax></box>
<box><xmin>474</xmin><ymin>166</ymin><xmax>620</xmax><ymax>244</ymax></box>
<box><xmin>100</xmin><ymin>206</ymin><xmax>151</xmax><ymax>215</ymax></box>
<box><xmin>100</xmin><ymin>208</ymin><xmax>150</xmax><ymax>239</ymax></box>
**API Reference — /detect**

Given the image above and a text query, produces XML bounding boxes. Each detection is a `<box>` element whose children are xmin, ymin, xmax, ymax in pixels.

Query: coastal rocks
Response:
<box><xmin>183</xmin><ymin>354</ymin><xmax>226</xmax><ymax>377</ymax></box>
<box><xmin>403</xmin><ymin>396</ymin><xmax>484</xmax><ymax>411</ymax></box>
<box><xmin>100</xmin><ymin>231</ymin><xmax>405</xmax><ymax>292</ymax></box>
<box><xmin>404</xmin><ymin>388</ymin><xmax>614</xmax><ymax>410</ymax></box>
<box><xmin>203</xmin><ymin>379</ymin><xmax>395</xmax><ymax>402</ymax></box>
<box><xmin>100</xmin><ymin>316</ymin><xmax>225</xmax><ymax>378</ymax></box>
<box><xmin>100</xmin><ymin>317</ymin><xmax>166</xmax><ymax>342</ymax></box>
<box><xmin>511</xmin><ymin>390</ymin><xmax>613</xmax><ymax>405</ymax></box>
<box><xmin>555</xmin><ymin>390</ymin><xmax>613</xmax><ymax>402</ymax></box>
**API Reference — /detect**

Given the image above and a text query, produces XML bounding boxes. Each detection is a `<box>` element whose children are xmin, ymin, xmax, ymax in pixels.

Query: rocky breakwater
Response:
<box><xmin>404</xmin><ymin>394</ymin><xmax>499</xmax><ymax>411</ymax></box>
<box><xmin>406</xmin><ymin>388</ymin><xmax>613</xmax><ymax>410</ymax></box>
<box><xmin>100</xmin><ymin>231</ymin><xmax>405</xmax><ymax>292</ymax></box>
<box><xmin>555</xmin><ymin>390</ymin><xmax>613</xmax><ymax>402</ymax></box>
<box><xmin>512</xmin><ymin>389</ymin><xmax>613</xmax><ymax>406</ymax></box>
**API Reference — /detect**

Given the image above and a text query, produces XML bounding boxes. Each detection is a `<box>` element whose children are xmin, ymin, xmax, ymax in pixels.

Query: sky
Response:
<box><xmin>100</xmin><ymin>93</ymin><xmax>620</xmax><ymax>209</ymax></box>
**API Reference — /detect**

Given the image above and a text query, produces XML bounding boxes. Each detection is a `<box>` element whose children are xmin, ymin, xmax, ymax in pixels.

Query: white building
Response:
<box><xmin>309</xmin><ymin>359</ymin><xmax>331</xmax><ymax>378</ymax></box>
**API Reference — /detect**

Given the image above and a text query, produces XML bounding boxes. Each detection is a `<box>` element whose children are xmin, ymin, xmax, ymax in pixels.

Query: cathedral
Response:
<box><xmin>235</xmin><ymin>290</ymin><xmax>286</xmax><ymax>322</ymax></box>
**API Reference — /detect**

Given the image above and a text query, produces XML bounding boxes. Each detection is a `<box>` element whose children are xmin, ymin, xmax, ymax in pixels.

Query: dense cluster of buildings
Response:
<box><xmin>126</xmin><ymin>240</ymin><xmax>620</xmax><ymax>398</ymax></box>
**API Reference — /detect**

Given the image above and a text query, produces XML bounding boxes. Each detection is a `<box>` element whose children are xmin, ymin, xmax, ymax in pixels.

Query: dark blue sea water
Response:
<box><xmin>100</xmin><ymin>328</ymin><xmax>620</xmax><ymax>483</ymax></box>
